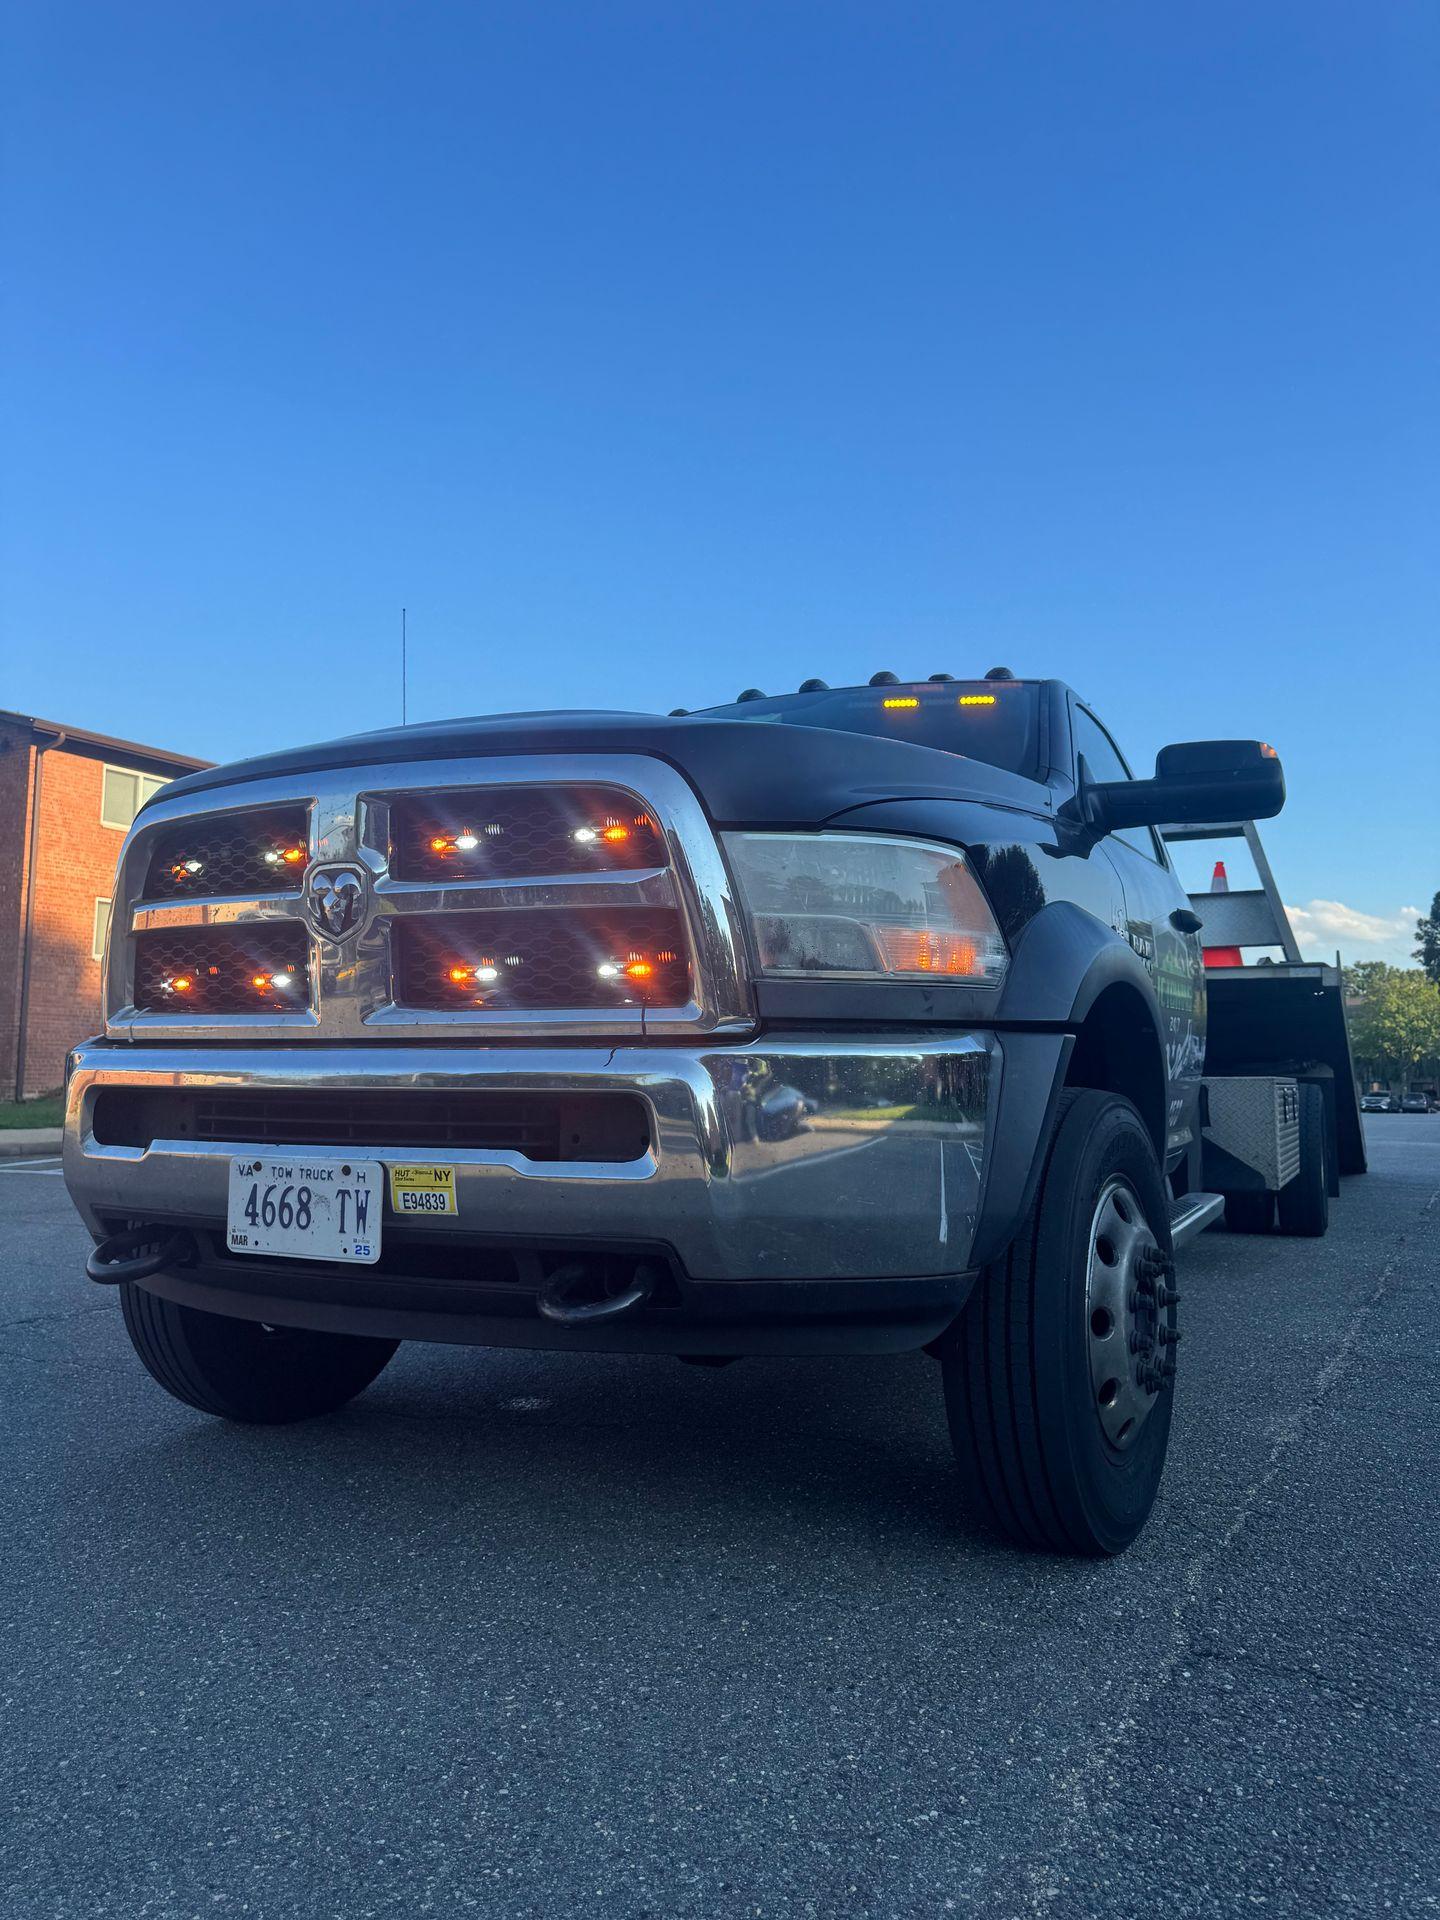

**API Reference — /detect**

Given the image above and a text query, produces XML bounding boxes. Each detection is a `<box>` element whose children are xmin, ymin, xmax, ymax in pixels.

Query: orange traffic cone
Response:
<box><xmin>1203</xmin><ymin>860</ymin><xmax>1243</xmax><ymax>968</ymax></box>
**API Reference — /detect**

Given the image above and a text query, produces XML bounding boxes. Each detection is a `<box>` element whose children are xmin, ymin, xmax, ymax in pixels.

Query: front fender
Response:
<box><xmin>968</xmin><ymin>905</ymin><xmax>1169</xmax><ymax>1270</ymax></box>
<box><xmin>996</xmin><ymin>899</ymin><xmax>1156</xmax><ymax>1027</ymax></box>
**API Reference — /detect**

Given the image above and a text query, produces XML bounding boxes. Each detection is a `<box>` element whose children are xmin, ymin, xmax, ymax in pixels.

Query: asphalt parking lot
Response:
<box><xmin>3</xmin><ymin>1115</ymin><xmax>1437</xmax><ymax>1919</ymax></box>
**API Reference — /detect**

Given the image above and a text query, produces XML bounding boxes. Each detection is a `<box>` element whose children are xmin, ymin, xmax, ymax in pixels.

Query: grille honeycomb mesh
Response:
<box><xmin>391</xmin><ymin>788</ymin><xmax>666</xmax><ymax>882</ymax></box>
<box><xmin>395</xmin><ymin>910</ymin><xmax>690</xmax><ymax>1012</ymax></box>
<box><xmin>144</xmin><ymin>808</ymin><xmax>311</xmax><ymax>899</ymax></box>
<box><xmin>134</xmin><ymin>928</ymin><xmax>311</xmax><ymax>1013</ymax></box>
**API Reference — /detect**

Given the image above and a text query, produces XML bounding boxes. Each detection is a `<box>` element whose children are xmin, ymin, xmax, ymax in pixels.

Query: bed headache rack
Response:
<box><xmin>1160</xmin><ymin>817</ymin><xmax>1304</xmax><ymax>963</ymax></box>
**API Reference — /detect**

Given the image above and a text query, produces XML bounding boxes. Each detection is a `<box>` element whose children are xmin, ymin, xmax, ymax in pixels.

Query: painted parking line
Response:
<box><xmin>0</xmin><ymin>1158</ymin><xmax>65</xmax><ymax>1175</ymax></box>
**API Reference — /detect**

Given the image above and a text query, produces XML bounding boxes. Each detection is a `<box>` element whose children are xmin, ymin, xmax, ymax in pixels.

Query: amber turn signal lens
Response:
<box><xmin>873</xmin><ymin>929</ymin><xmax>980</xmax><ymax>976</ymax></box>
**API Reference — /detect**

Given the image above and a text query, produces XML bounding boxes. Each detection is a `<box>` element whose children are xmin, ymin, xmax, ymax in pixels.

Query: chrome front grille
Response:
<box><xmin>393</xmin><ymin>908</ymin><xmax>690</xmax><ymax>1012</ymax></box>
<box><xmin>389</xmin><ymin>786</ymin><xmax>667</xmax><ymax>880</ymax></box>
<box><xmin>143</xmin><ymin>804</ymin><xmax>311</xmax><ymax>899</ymax></box>
<box><xmin>133</xmin><ymin>927</ymin><xmax>311</xmax><ymax>1013</ymax></box>
<box><xmin>106</xmin><ymin>753</ymin><xmax>752</xmax><ymax>1041</ymax></box>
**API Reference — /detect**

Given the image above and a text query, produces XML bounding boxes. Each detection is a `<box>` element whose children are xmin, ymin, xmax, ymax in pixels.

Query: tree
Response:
<box><xmin>1415</xmin><ymin>892</ymin><xmax>1440</xmax><ymax>987</ymax></box>
<box><xmin>1344</xmin><ymin>959</ymin><xmax>1395</xmax><ymax>1003</ymax></box>
<box><xmin>1352</xmin><ymin>969</ymin><xmax>1440</xmax><ymax>1090</ymax></box>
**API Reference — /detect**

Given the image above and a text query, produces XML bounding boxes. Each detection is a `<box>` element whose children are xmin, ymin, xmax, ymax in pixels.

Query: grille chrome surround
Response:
<box><xmin>105</xmin><ymin>754</ymin><xmax>753</xmax><ymax>1041</ymax></box>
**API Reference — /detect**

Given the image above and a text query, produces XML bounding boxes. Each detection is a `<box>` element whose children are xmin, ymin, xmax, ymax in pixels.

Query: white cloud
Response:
<box><xmin>1283</xmin><ymin>899</ymin><xmax>1419</xmax><ymax>965</ymax></box>
<box><xmin>1285</xmin><ymin>899</ymin><xmax>1413</xmax><ymax>945</ymax></box>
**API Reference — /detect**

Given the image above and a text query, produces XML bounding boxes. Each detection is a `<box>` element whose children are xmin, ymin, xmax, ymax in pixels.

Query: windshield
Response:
<box><xmin>695</xmin><ymin>681</ymin><xmax>1041</xmax><ymax>777</ymax></box>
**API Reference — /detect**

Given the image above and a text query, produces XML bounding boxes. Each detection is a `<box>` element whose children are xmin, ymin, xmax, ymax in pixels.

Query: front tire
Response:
<box><xmin>943</xmin><ymin>1088</ymin><xmax>1177</xmax><ymax>1556</ymax></box>
<box><xmin>120</xmin><ymin>1284</ymin><xmax>399</xmax><ymax>1423</ymax></box>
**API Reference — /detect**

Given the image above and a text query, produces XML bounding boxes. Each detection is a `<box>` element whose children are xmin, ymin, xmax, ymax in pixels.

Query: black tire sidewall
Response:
<box><xmin>1030</xmin><ymin>1092</ymin><xmax>1175</xmax><ymax>1554</ymax></box>
<box><xmin>121</xmin><ymin>1282</ymin><xmax>398</xmax><ymax>1422</ymax></box>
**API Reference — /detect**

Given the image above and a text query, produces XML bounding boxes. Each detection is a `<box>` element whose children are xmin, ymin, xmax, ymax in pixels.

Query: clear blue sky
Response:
<box><xmin>3</xmin><ymin>3</ymin><xmax>1435</xmax><ymax>964</ymax></box>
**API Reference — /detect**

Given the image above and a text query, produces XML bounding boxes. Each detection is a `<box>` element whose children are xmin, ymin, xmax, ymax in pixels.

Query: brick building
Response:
<box><xmin>0</xmin><ymin>712</ymin><xmax>210</xmax><ymax>1102</ymax></box>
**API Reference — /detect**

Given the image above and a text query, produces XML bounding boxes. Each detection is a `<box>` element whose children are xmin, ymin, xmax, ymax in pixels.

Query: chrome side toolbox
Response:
<box><xmin>1201</xmin><ymin>1075</ymin><xmax>1300</xmax><ymax>1193</ymax></box>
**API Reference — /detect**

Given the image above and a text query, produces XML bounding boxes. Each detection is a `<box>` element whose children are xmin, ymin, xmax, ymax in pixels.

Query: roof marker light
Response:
<box><xmin>883</xmin><ymin>697</ymin><xmax>919</xmax><ymax>710</ymax></box>
<box><xmin>958</xmin><ymin>694</ymin><xmax>996</xmax><ymax>707</ymax></box>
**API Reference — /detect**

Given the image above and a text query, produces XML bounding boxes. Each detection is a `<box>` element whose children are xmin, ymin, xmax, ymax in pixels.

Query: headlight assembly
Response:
<box><xmin>723</xmin><ymin>833</ymin><xmax>1007</xmax><ymax>986</ymax></box>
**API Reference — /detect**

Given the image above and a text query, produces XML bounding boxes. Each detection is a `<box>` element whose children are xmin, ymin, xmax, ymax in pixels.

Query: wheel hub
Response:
<box><xmin>1084</xmin><ymin>1177</ymin><xmax>1178</xmax><ymax>1449</ymax></box>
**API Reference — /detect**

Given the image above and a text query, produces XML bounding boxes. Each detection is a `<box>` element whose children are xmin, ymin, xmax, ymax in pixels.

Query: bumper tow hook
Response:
<box><xmin>86</xmin><ymin>1225</ymin><xmax>197</xmax><ymax>1287</ymax></box>
<box><xmin>537</xmin><ymin>1259</ymin><xmax>661</xmax><ymax>1327</ymax></box>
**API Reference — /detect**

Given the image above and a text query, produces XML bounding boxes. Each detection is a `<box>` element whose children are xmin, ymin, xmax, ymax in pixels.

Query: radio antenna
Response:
<box><xmin>401</xmin><ymin>606</ymin><xmax>408</xmax><ymax>725</ymax></box>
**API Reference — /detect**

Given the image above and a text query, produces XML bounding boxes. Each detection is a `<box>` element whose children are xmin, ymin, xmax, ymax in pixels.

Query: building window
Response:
<box><xmin>93</xmin><ymin>898</ymin><xmax>112</xmax><ymax>962</ymax></box>
<box><xmin>101</xmin><ymin>766</ymin><xmax>169</xmax><ymax>830</ymax></box>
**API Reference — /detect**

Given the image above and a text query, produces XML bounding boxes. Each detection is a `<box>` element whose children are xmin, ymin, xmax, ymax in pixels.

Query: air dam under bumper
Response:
<box><xmin>63</xmin><ymin>1033</ymin><xmax>995</xmax><ymax>1354</ymax></box>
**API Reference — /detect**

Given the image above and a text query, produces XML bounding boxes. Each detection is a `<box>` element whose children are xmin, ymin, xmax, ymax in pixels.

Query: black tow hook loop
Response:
<box><xmin>86</xmin><ymin>1225</ymin><xmax>197</xmax><ymax>1287</ymax></box>
<box><xmin>537</xmin><ymin>1260</ymin><xmax>660</xmax><ymax>1327</ymax></box>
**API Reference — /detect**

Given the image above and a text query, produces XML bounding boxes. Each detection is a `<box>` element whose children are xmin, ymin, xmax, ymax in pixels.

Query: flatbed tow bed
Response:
<box><xmin>1167</xmin><ymin>816</ymin><xmax>1367</xmax><ymax>1223</ymax></box>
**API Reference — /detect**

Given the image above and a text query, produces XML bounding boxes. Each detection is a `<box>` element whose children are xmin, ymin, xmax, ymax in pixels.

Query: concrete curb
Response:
<box><xmin>0</xmin><ymin>1130</ymin><xmax>63</xmax><ymax>1158</ymax></box>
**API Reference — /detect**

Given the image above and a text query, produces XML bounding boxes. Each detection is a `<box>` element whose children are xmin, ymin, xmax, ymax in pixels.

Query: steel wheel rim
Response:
<box><xmin>1084</xmin><ymin>1176</ymin><xmax>1174</xmax><ymax>1450</ymax></box>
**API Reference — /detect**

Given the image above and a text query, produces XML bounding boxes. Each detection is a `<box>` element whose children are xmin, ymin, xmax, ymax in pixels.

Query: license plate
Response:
<box><xmin>388</xmin><ymin>1164</ymin><xmax>458</xmax><ymax>1216</ymax></box>
<box><xmin>226</xmin><ymin>1156</ymin><xmax>382</xmax><ymax>1264</ymax></box>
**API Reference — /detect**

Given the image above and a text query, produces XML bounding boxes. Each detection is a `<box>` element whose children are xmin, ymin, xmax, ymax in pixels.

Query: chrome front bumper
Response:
<box><xmin>63</xmin><ymin>1033</ymin><xmax>995</xmax><ymax>1283</ymax></box>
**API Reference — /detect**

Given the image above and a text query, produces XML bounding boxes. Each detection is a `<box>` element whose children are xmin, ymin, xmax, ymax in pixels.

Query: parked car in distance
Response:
<box><xmin>1399</xmin><ymin>1092</ymin><xmax>1431</xmax><ymax>1114</ymax></box>
<box><xmin>1360</xmin><ymin>1092</ymin><xmax>1395</xmax><ymax>1113</ymax></box>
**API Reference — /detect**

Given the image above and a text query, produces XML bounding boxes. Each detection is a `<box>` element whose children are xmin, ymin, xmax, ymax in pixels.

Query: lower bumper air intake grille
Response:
<box><xmin>91</xmin><ymin>1088</ymin><xmax>652</xmax><ymax>1163</ymax></box>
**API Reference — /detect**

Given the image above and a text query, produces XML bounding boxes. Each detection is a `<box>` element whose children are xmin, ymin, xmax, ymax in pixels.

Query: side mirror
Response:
<box><xmin>1086</xmin><ymin>740</ymin><xmax>1285</xmax><ymax>832</ymax></box>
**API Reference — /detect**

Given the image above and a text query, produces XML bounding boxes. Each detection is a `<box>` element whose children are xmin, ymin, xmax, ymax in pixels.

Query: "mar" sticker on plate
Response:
<box><xmin>388</xmin><ymin>1163</ymin><xmax>458</xmax><ymax>1216</ymax></box>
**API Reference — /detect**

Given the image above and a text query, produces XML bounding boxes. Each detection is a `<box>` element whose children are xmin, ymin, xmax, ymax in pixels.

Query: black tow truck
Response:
<box><xmin>65</xmin><ymin>671</ymin><xmax>1351</xmax><ymax>1555</ymax></box>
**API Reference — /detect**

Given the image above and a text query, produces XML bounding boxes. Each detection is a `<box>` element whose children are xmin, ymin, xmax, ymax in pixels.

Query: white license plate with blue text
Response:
<box><xmin>226</xmin><ymin>1156</ymin><xmax>382</xmax><ymax>1264</ymax></box>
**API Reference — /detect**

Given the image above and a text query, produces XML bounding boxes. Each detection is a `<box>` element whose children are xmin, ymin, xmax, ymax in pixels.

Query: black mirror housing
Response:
<box><xmin>1088</xmin><ymin>740</ymin><xmax>1285</xmax><ymax>832</ymax></box>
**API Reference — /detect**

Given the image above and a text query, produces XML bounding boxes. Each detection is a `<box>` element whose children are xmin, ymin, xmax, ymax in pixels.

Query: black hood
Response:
<box><xmin>149</xmin><ymin>708</ymin><xmax>1046</xmax><ymax>830</ymax></box>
